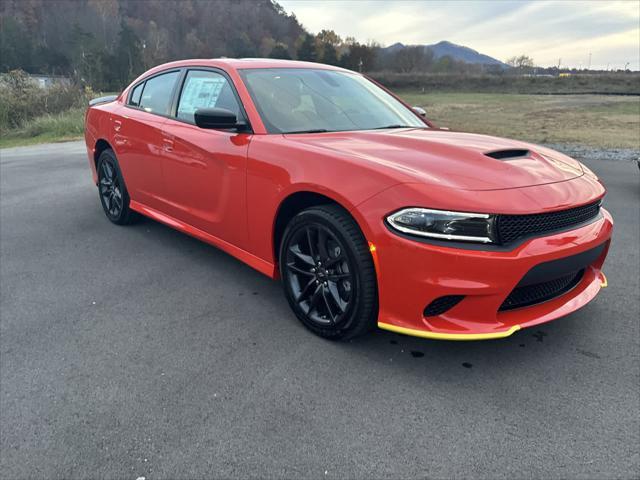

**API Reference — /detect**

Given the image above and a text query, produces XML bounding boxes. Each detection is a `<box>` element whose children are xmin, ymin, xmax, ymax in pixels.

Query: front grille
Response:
<box><xmin>424</xmin><ymin>295</ymin><xmax>464</xmax><ymax>317</ymax></box>
<box><xmin>497</xmin><ymin>202</ymin><xmax>601</xmax><ymax>244</ymax></box>
<box><xmin>499</xmin><ymin>270</ymin><xmax>584</xmax><ymax>311</ymax></box>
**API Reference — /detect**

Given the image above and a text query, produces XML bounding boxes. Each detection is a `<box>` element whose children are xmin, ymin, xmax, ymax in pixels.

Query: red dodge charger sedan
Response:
<box><xmin>84</xmin><ymin>58</ymin><xmax>612</xmax><ymax>341</ymax></box>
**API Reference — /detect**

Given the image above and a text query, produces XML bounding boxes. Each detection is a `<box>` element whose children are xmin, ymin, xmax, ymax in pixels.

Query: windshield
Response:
<box><xmin>239</xmin><ymin>68</ymin><xmax>426</xmax><ymax>134</ymax></box>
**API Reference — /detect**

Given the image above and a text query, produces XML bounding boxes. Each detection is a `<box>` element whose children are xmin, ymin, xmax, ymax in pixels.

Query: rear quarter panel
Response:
<box><xmin>84</xmin><ymin>102</ymin><xmax>122</xmax><ymax>183</ymax></box>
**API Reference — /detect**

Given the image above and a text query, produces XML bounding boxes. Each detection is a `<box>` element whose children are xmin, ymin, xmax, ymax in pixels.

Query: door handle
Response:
<box><xmin>113</xmin><ymin>120</ymin><xmax>122</xmax><ymax>132</ymax></box>
<box><xmin>162</xmin><ymin>138</ymin><xmax>174</xmax><ymax>152</ymax></box>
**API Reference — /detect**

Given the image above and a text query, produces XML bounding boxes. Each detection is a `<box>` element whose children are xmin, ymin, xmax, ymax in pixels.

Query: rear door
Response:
<box><xmin>115</xmin><ymin>70</ymin><xmax>181</xmax><ymax>210</ymax></box>
<box><xmin>160</xmin><ymin>68</ymin><xmax>252</xmax><ymax>248</ymax></box>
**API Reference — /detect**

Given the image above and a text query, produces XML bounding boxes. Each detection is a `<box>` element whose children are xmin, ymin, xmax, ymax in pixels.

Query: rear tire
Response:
<box><xmin>97</xmin><ymin>149</ymin><xmax>138</xmax><ymax>225</ymax></box>
<box><xmin>279</xmin><ymin>204</ymin><xmax>378</xmax><ymax>340</ymax></box>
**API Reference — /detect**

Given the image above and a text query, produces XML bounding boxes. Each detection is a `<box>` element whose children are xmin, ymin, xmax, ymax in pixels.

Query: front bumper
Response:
<box><xmin>368</xmin><ymin>207</ymin><xmax>613</xmax><ymax>340</ymax></box>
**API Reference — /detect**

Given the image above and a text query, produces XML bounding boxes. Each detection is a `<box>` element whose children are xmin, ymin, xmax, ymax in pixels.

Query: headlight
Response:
<box><xmin>386</xmin><ymin>208</ymin><xmax>496</xmax><ymax>243</ymax></box>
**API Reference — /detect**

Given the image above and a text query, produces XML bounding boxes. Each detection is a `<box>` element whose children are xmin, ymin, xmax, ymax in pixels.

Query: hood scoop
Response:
<box><xmin>485</xmin><ymin>149</ymin><xmax>530</xmax><ymax>160</ymax></box>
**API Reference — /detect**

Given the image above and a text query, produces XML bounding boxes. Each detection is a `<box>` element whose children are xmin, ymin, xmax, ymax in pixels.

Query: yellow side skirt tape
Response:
<box><xmin>378</xmin><ymin>322</ymin><xmax>521</xmax><ymax>341</ymax></box>
<box><xmin>600</xmin><ymin>272</ymin><xmax>608</xmax><ymax>288</ymax></box>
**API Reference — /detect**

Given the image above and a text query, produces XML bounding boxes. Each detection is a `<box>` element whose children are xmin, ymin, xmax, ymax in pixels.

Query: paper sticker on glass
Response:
<box><xmin>178</xmin><ymin>71</ymin><xmax>228</xmax><ymax>123</ymax></box>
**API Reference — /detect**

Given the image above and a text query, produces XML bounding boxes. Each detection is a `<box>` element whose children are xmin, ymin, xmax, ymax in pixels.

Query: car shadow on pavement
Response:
<box><xmin>123</xmin><ymin>210</ymin><xmax>601</xmax><ymax>384</ymax></box>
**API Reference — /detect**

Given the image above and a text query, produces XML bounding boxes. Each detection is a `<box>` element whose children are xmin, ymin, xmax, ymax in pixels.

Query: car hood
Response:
<box><xmin>283</xmin><ymin>128</ymin><xmax>584</xmax><ymax>191</ymax></box>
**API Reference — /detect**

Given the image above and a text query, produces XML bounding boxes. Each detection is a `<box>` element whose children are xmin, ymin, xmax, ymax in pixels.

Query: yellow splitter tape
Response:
<box><xmin>380</xmin><ymin>272</ymin><xmax>608</xmax><ymax>340</ymax></box>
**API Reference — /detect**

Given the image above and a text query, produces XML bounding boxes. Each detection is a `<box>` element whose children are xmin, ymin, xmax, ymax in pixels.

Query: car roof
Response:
<box><xmin>121</xmin><ymin>58</ymin><xmax>360</xmax><ymax>108</ymax></box>
<box><xmin>141</xmin><ymin>58</ymin><xmax>353</xmax><ymax>75</ymax></box>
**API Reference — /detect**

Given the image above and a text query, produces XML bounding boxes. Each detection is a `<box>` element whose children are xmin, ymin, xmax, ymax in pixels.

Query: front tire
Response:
<box><xmin>97</xmin><ymin>149</ymin><xmax>137</xmax><ymax>225</ymax></box>
<box><xmin>279</xmin><ymin>205</ymin><xmax>378</xmax><ymax>340</ymax></box>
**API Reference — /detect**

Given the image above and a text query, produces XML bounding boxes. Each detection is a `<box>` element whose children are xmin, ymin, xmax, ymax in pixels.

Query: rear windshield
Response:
<box><xmin>239</xmin><ymin>68</ymin><xmax>425</xmax><ymax>134</ymax></box>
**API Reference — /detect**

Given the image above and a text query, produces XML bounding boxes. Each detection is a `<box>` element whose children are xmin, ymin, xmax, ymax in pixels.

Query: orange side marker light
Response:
<box><xmin>368</xmin><ymin>241</ymin><xmax>380</xmax><ymax>273</ymax></box>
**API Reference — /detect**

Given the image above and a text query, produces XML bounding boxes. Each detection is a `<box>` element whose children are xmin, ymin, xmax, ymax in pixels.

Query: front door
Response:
<box><xmin>160</xmin><ymin>69</ymin><xmax>251</xmax><ymax>248</ymax></box>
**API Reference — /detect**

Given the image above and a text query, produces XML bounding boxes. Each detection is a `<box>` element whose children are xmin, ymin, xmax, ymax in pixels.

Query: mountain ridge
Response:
<box><xmin>385</xmin><ymin>40</ymin><xmax>509</xmax><ymax>67</ymax></box>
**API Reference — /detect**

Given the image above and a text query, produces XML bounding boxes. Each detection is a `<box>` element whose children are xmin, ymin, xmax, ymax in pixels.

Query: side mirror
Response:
<box><xmin>194</xmin><ymin>108</ymin><xmax>246</xmax><ymax>130</ymax></box>
<box><xmin>412</xmin><ymin>106</ymin><xmax>427</xmax><ymax>117</ymax></box>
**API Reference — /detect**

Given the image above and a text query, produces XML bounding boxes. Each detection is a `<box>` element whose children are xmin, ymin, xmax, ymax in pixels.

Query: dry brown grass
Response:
<box><xmin>399</xmin><ymin>92</ymin><xmax>640</xmax><ymax>149</ymax></box>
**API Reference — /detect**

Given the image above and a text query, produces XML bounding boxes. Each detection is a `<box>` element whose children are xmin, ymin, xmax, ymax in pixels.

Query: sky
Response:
<box><xmin>279</xmin><ymin>0</ymin><xmax>640</xmax><ymax>70</ymax></box>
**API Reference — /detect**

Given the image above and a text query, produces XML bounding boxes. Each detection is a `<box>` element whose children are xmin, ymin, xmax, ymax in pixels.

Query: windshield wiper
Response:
<box><xmin>285</xmin><ymin>129</ymin><xmax>330</xmax><ymax>134</ymax></box>
<box><xmin>371</xmin><ymin>125</ymin><xmax>424</xmax><ymax>130</ymax></box>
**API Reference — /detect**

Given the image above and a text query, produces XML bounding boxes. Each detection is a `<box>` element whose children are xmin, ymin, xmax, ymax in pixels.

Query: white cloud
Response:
<box><xmin>279</xmin><ymin>0</ymin><xmax>640</xmax><ymax>69</ymax></box>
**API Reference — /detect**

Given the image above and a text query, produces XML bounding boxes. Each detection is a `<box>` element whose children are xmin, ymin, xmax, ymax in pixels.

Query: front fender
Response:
<box><xmin>246</xmin><ymin>135</ymin><xmax>397</xmax><ymax>266</ymax></box>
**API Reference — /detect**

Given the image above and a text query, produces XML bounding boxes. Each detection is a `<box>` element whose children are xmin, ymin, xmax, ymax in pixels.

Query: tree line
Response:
<box><xmin>1</xmin><ymin>0</ymin><xmax>540</xmax><ymax>92</ymax></box>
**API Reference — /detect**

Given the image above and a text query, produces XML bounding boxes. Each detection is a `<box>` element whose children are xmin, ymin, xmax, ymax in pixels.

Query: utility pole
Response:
<box><xmin>588</xmin><ymin>52</ymin><xmax>592</xmax><ymax>71</ymax></box>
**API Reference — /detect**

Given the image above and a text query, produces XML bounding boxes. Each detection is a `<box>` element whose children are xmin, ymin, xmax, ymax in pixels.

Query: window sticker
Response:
<box><xmin>179</xmin><ymin>76</ymin><xmax>226</xmax><ymax>117</ymax></box>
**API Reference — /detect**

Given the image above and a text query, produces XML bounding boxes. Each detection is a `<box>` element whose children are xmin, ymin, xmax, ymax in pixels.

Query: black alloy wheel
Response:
<box><xmin>97</xmin><ymin>150</ymin><xmax>137</xmax><ymax>225</ymax></box>
<box><xmin>280</xmin><ymin>205</ymin><xmax>377</xmax><ymax>340</ymax></box>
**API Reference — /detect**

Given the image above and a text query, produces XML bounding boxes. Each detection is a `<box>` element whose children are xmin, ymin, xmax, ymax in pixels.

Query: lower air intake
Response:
<box><xmin>424</xmin><ymin>295</ymin><xmax>464</xmax><ymax>317</ymax></box>
<box><xmin>499</xmin><ymin>270</ymin><xmax>584</xmax><ymax>311</ymax></box>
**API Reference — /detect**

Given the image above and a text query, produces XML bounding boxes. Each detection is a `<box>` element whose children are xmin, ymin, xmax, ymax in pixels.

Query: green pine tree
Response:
<box><xmin>269</xmin><ymin>44</ymin><xmax>292</xmax><ymax>59</ymax></box>
<box><xmin>297</xmin><ymin>34</ymin><xmax>317</xmax><ymax>62</ymax></box>
<box><xmin>321</xmin><ymin>43</ymin><xmax>339</xmax><ymax>65</ymax></box>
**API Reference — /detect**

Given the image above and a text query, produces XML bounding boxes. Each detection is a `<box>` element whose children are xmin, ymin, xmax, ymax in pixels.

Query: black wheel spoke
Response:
<box><xmin>317</xmin><ymin>228</ymin><xmax>329</xmax><ymax>261</ymax></box>
<box><xmin>321</xmin><ymin>288</ymin><xmax>335</xmax><ymax>323</ymax></box>
<box><xmin>102</xmin><ymin>162</ymin><xmax>112</xmax><ymax>181</ymax></box>
<box><xmin>327</xmin><ymin>282</ymin><xmax>347</xmax><ymax>313</ymax></box>
<box><xmin>109</xmin><ymin>192</ymin><xmax>117</xmax><ymax>214</ymax></box>
<box><xmin>290</xmin><ymin>246</ymin><xmax>315</xmax><ymax>266</ymax></box>
<box><xmin>305</xmin><ymin>227</ymin><xmax>316</xmax><ymax>259</ymax></box>
<box><xmin>327</xmin><ymin>272</ymin><xmax>350</xmax><ymax>280</ymax></box>
<box><xmin>324</xmin><ymin>254</ymin><xmax>346</xmax><ymax>268</ymax></box>
<box><xmin>287</xmin><ymin>262</ymin><xmax>314</xmax><ymax>277</ymax></box>
<box><xmin>307</xmin><ymin>286</ymin><xmax>322</xmax><ymax>313</ymax></box>
<box><xmin>296</xmin><ymin>278</ymin><xmax>316</xmax><ymax>303</ymax></box>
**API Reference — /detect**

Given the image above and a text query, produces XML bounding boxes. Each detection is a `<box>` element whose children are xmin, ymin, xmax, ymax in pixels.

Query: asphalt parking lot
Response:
<box><xmin>1</xmin><ymin>141</ymin><xmax>638</xmax><ymax>479</ymax></box>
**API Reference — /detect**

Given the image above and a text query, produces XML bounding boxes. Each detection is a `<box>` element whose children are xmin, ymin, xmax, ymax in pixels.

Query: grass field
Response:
<box><xmin>401</xmin><ymin>92</ymin><xmax>640</xmax><ymax>149</ymax></box>
<box><xmin>0</xmin><ymin>108</ymin><xmax>85</xmax><ymax>149</ymax></box>
<box><xmin>1</xmin><ymin>93</ymin><xmax>638</xmax><ymax>150</ymax></box>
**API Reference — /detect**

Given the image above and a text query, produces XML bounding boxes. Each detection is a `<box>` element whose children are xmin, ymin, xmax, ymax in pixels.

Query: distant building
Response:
<box><xmin>28</xmin><ymin>74</ymin><xmax>72</xmax><ymax>88</ymax></box>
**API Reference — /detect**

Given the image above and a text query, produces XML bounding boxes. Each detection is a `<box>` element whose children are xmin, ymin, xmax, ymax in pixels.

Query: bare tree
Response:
<box><xmin>506</xmin><ymin>55</ymin><xmax>535</xmax><ymax>70</ymax></box>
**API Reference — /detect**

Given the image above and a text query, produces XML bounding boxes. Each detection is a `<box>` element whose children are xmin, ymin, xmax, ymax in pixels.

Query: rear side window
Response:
<box><xmin>129</xmin><ymin>82</ymin><xmax>143</xmax><ymax>106</ymax></box>
<box><xmin>176</xmin><ymin>70</ymin><xmax>241</xmax><ymax>124</ymax></box>
<box><xmin>138</xmin><ymin>71</ymin><xmax>180</xmax><ymax>115</ymax></box>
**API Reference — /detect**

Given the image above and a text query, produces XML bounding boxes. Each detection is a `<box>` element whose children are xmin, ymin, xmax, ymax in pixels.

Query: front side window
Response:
<box><xmin>239</xmin><ymin>68</ymin><xmax>425</xmax><ymax>133</ymax></box>
<box><xmin>176</xmin><ymin>70</ymin><xmax>241</xmax><ymax>124</ymax></box>
<box><xmin>138</xmin><ymin>71</ymin><xmax>180</xmax><ymax>115</ymax></box>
